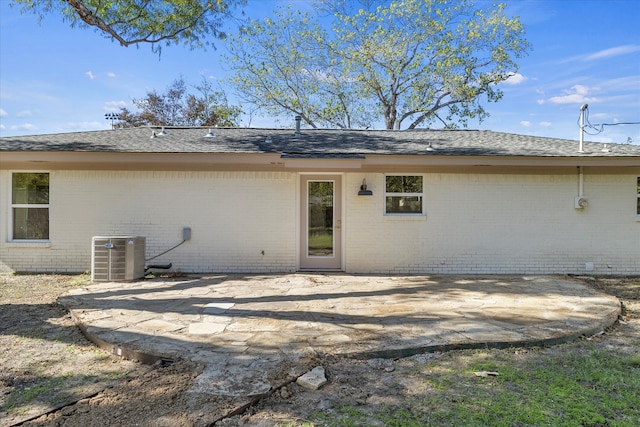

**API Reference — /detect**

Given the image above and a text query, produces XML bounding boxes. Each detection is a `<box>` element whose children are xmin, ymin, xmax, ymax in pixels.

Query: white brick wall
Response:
<box><xmin>1</xmin><ymin>170</ymin><xmax>297</xmax><ymax>273</ymax></box>
<box><xmin>344</xmin><ymin>171</ymin><xmax>640</xmax><ymax>275</ymax></box>
<box><xmin>2</xmin><ymin>168</ymin><xmax>639</xmax><ymax>275</ymax></box>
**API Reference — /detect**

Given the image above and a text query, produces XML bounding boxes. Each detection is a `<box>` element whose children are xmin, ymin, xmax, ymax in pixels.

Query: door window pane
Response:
<box><xmin>308</xmin><ymin>181</ymin><xmax>334</xmax><ymax>256</ymax></box>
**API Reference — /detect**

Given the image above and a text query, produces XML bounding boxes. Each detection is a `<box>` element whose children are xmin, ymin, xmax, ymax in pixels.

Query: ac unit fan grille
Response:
<box><xmin>91</xmin><ymin>236</ymin><xmax>146</xmax><ymax>282</ymax></box>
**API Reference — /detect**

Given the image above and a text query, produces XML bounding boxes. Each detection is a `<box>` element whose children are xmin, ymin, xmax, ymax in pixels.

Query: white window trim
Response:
<box><xmin>383</xmin><ymin>174</ymin><xmax>426</xmax><ymax>217</ymax></box>
<box><xmin>9</xmin><ymin>171</ymin><xmax>51</xmax><ymax>243</ymax></box>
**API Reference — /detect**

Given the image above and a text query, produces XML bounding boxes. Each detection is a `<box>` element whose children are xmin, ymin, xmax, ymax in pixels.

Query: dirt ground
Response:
<box><xmin>1</xmin><ymin>274</ymin><xmax>638</xmax><ymax>427</ymax></box>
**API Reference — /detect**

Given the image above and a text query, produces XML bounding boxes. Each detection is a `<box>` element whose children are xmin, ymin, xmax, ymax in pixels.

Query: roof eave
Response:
<box><xmin>1</xmin><ymin>151</ymin><xmax>638</xmax><ymax>172</ymax></box>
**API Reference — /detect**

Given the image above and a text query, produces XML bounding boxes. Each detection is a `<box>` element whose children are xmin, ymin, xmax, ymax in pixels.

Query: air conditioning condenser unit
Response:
<box><xmin>91</xmin><ymin>236</ymin><xmax>146</xmax><ymax>282</ymax></box>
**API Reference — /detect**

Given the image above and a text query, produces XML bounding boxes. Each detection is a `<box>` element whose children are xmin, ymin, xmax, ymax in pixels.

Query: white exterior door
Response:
<box><xmin>299</xmin><ymin>175</ymin><xmax>342</xmax><ymax>270</ymax></box>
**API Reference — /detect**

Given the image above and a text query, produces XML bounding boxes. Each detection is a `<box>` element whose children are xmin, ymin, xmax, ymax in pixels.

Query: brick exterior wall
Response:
<box><xmin>344</xmin><ymin>172</ymin><xmax>640</xmax><ymax>275</ymax></box>
<box><xmin>1</xmin><ymin>170</ymin><xmax>297</xmax><ymax>273</ymax></box>
<box><xmin>1</xmin><ymin>169</ymin><xmax>639</xmax><ymax>275</ymax></box>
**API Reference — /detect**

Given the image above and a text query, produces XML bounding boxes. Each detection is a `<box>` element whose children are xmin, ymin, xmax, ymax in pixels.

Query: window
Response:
<box><xmin>11</xmin><ymin>173</ymin><xmax>50</xmax><ymax>240</ymax></box>
<box><xmin>385</xmin><ymin>175</ymin><xmax>424</xmax><ymax>214</ymax></box>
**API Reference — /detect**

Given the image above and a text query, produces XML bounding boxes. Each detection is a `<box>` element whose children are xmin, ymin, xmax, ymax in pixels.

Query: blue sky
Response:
<box><xmin>1</xmin><ymin>0</ymin><xmax>639</xmax><ymax>144</ymax></box>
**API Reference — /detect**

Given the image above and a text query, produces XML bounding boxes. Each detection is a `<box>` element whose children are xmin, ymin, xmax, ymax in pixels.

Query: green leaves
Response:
<box><xmin>226</xmin><ymin>0</ymin><xmax>530</xmax><ymax>130</ymax></box>
<box><xmin>11</xmin><ymin>0</ymin><xmax>245</xmax><ymax>49</ymax></box>
<box><xmin>225</xmin><ymin>8</ymin><xmax>373</xmax><ymax>129</ymax></box>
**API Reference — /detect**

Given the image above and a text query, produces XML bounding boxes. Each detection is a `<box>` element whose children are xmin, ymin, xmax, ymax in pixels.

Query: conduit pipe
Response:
<box><xmin>578</xmin><ymin>166</ymin><xmax>584</xmax><ymax>197</ymax></box>
<box><xmin>575</xmin><ymin>166</ymin><xmax>588</xmax><ymax>209</ymax></box>
<box><xmin>579</xmin><ymin>104</ymin><xmax>588</xmax><ymax>153</ymax></box>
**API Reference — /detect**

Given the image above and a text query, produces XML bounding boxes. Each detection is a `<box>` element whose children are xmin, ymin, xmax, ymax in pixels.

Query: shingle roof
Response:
<box><xmin>1</xmin><ymin>126</ymin><xmax>639</xmax><ymax>158</ymax></box>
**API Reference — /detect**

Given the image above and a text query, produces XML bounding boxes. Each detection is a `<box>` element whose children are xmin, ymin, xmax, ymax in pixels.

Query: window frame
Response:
<box><xmin>384</xmin><ymin>174</ymin><xmax>426</xmax><ymax>216</ymax></box>
<box><xmin>10</xmin><ymin>171</ymin><xmax>51</xmax><ymax>242</ymax></box>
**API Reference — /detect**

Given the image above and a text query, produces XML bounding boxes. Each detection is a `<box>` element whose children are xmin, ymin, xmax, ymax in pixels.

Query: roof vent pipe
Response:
<box><xmin>295</xmin><ymin>115</ymin><xmax>302</xmax><ymax>137</ymax></box>
<box><xmin>578</xmin><ymin>104</ymin><xmax>588</xmax><ymax>153</ymax></box>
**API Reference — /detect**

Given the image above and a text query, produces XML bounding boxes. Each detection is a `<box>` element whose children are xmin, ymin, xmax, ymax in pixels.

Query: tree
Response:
<box><xmin>226</xmin><ymin>10</ymin><xmax>373</xmax><ymax>129</ymax></box>
<box><xmin>11</xmin><ymin>0</ymin><xmax>245</xmax><ymax>49</ymax></box>
<box><xmin>226</xmin><ymin>0</ymin><xmax>530</xmax><ymax>130</ymax></box>
<box><xmin>117</xmin><ymin>77</ymin><xmax>241</xmax><ymax>127</ymax></box>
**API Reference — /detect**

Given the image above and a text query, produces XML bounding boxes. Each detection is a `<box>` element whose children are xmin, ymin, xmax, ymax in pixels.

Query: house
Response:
<box><xmin>1</xmin><ymin>125</ymin><xmax>639</xmax><ymax>276</ymax></box>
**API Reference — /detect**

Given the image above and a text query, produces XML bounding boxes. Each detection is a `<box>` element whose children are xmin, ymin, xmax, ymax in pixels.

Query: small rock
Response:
<box><xmin>474</xmin><ymin>371</ymin><xmax>499</xmax><ymax>377</ymax></box>
<box><xmin>367</xmin><ymin>358</ymin><xmax>395</xmax><ymax>372</ymax></box>
<box><xmin>296</xmin><ymin>366</ymin><xmax>327</xmax><ymax>390</ymax></box>
<box><xmin>318</xmin><ymin>399</ymin><xmax>333</xmax><ymax>410</ymax></box>
<box><xmin>412</xmin><ymin>352</ymin><xmax>442</xmax><ymax>364</ymax></box>
<box><xmin>280</xmin><ymin>387</ymin><xmax>290</xmax><ymax>399</ymax></box>
<box><xmin>61</xmin><ymin>407</ymin><xmax>75</xmax><ymax>416</ymax></box>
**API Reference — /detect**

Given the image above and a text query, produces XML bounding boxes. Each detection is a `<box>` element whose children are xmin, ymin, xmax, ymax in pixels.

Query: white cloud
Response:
<box><xmin>548</xmin><ymin>85</ymin><xmax>598</xmax><ymax>104</ymax></box>
<box><xmin>503</xmin><ymin>73</ymin><xmax>527</xmax><ymax>85</ymax></box>
<box><xmin>16</xmin><ymin>110</ymin><xmax>36</xmax><ymax>118</ymax></box>
<box><xmin>10</xmin><ymin>123</ymin><xmax>36</xmax><ymax>131</ymax></box>
<box><xmin>86</xmin><ymin>71</ymin><xmax>96</xmax><ymax>80</ymax></box>
<box><xmin>107</xmin><ymin>72</ymin><xmax>116</xmax><ymax>78</ymax></box>
<box><xmin>539</xmin><ymin>121</ymin><xmax>552</xmax><ymax>127</ymax></box>
<box><xmin>63</xmin><ymin>121</ymin><xmax>103</xmax><ymax>132</ymax></box>
<box><xmin>520</xmin><ymin>121</ymin><xmax>531</xmax><ymax>127</ymax></box>
<box><xmin>585</xmin><ymin>45</ymin><xmax>640</xmax><ymax>61</ymax></box>
<box><xmin>0</xmin><ymin>124</ymin><xmax>5</xmax><ymax>130</ymax></box>
<box><xmin>0</xmin><ymin>108</ymin><xmax>7</xmax><ymax>117</ymax></box>
<box><xmin>104</xmin><ymin>100</ymin><xmax>127</xmax><ymax>111</ymax></box>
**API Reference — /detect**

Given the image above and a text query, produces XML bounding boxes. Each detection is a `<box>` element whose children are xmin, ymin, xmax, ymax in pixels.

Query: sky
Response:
<box><xmin>1</xmin><ymin>0</ymin><xmax>639</xmax><ymax>145</ymax></box>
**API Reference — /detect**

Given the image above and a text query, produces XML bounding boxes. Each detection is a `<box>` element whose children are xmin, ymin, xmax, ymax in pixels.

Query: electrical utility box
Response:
<box><xmin>91</xmin><ymin>236</ymin><xmax>146</xmax><ymax>282</ymax></box>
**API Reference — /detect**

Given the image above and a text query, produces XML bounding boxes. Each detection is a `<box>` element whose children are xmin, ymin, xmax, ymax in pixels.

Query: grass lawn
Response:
<box><xmin>313</xmin><ymin>346</ymin><xmax>640</xmax><ymax>427</ymax></box>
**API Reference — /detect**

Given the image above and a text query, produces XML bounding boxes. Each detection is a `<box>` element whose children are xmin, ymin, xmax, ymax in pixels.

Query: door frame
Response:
<box><xmin>298</xmin><ymin>173</ymin><xmax>344</xmax><ymax>271</ymax></box>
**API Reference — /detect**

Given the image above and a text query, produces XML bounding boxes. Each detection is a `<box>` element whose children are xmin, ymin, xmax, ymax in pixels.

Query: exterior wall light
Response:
<box><xmin>358</xmin><ymin>179</ymin><xmax>373</xmax><ymax>196</ymax></box>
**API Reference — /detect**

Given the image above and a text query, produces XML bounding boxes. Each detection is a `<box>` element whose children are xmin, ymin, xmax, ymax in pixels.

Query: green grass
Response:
<box><xmin>4</xmin><ymin>374</ymin><xmax>74</xmax><ymax>414</ymax></box>
<box><xmin>311</xmin><ymin>345</ymin><xmax>640</xmax><ymax>427</ymax></box>
<box><xmin>69</xmin><ymin>272</ymin><xmax>91</xmax><ymax>287</ymax></box>
<box><xmin>308</xmin><ymin>232</ymin><xmax>333</xmax><ymax>251</ymax></box>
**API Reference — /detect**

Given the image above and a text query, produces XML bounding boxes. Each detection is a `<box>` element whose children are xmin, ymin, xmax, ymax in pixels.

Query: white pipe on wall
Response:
<box><xmin>578</xmin><ymin>104</ymin><xmax>588</xmax><ymax>153</ymax></box>
<box><xmin>578</xmin><ymin>166</ymin><xmax>584</xmax><ymax>197</ymax></box>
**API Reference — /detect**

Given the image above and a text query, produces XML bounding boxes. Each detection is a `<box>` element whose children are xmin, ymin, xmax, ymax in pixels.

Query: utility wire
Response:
<box><xmin>577</xmin><ymin>107</ymin><xmax>640</xmax><ymax>135</ymax></box>
<box><xmin>584</xmin><ymin>121</ymin><xmax>640</xmax><ymax>135</ymax></box>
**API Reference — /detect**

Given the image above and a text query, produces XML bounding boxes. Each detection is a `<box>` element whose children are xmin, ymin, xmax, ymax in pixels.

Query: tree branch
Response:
<box><xmin>64</xmin><ymin>0</ymin><xmax>129</xmax><ymax>46</ymax></box>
